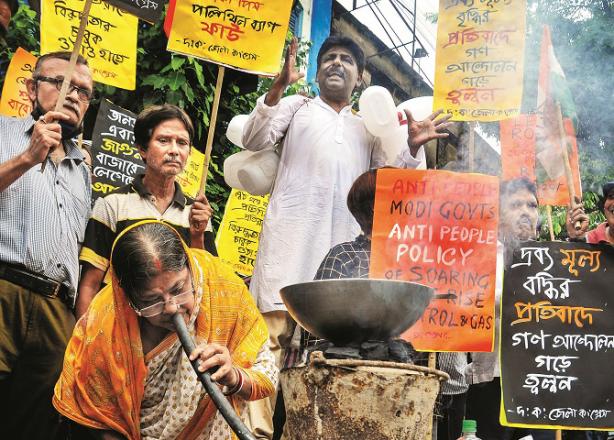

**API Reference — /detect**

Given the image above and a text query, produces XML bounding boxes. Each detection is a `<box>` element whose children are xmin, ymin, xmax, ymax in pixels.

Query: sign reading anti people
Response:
<box><xmin>0</xmin><ymin>48</ymin><xmax>37</xmax><ymax>117</ymax></box>
<box><xmin>40</xmin><ymin>0</ymin><xmax>138</xmax><ymax>89</ymax></box>
<box><xmin>90</xmin><ymin>100</ymin><xmax>142</xmax><ymax>199</ymax></box>
<box><xmin>369</xmin><ymin>169</ymin><xmax>499</xmax><ymax>352</ymax></box>
<box><xmin>167</xmin><ymin>0</ymin><xmax>292</xmax><ymax>75</ymax></box>
<box><xmin>500</xmin><ymin>242</ymin><xmax>614</xmax><ymax>430</ymax></box>
<box><xmin>433</xmin><ymin>0</ymin><xmax>527</xmax><ymax>121</ymax></box>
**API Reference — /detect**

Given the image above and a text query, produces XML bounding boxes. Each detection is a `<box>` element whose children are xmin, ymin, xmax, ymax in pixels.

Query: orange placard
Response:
<box><xmin>0</xmin><ymin>48</ymin><xmax>37</xmax><ymax>117</ymax></box>
<box><xmin>500</xmin><ymin>114</ymin><xmax>536</xmax><ymax>182</ymax></box>
<box><xmin>369</xmin><ymin>169</ymin><xmax>499</xmax><ymax>352</ymax></box>
<box><xmin>537</xmin><ymin>118</ymin><xmax>581</xmax><ymax>206</ymax></box>
<box><xmin>501</xmin><ymin>115</ymin><xmax>581</xmax><ymax>206</ymax></box>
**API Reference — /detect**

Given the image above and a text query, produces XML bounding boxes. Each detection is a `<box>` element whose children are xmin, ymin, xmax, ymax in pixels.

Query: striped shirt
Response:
<box><xmin>0</xmin><ymin>115</ymin><xmax>92</xmax><ymax>300</ymax></box>
<box><xmin>79</xmin><ymin>173</ymin><xmax>216</xmax><ymax>284</ymax></box>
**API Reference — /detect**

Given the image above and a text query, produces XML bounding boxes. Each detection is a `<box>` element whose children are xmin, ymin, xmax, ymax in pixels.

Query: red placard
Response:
<box><xmin>369</xmin><ymin>169</ymin><xmax>499</xmax><ymax>352</ymax></box>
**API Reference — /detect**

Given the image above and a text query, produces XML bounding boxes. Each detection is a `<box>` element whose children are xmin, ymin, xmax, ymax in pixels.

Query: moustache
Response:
<box><xmin>325</xmin><ymin>67</ymin><xmax>345</xmax><ymax>78</ymax></box>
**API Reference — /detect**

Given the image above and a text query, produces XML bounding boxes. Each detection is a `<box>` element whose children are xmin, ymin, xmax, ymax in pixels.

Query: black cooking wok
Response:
<box><xmin>280</xmin><ymin>279</ymin><xmax>433</xmax><ymax>346</ymax></box>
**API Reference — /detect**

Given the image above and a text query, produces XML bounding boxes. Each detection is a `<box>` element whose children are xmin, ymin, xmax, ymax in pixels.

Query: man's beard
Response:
<box><xmin>31</xmin><ymin>99</ymin><xmax>83</xmax><ymax>140</ymax></box>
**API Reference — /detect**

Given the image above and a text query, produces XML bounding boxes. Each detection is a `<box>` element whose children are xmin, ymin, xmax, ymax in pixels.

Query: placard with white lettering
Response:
<box><xmin>500</xmin><ymin>242</ymin><xmax>614</xmax><ymax>430</ymax></box>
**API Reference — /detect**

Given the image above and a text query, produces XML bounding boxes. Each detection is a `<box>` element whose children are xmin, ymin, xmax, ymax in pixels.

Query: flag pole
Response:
<box><xmin>427</xmin><ymin>352</ymin><xmax>437</xmax><ymax>439</ymax></box>
<box><xmin>198</xmin><ymin>65</ymin><xmax>225</xmax><ymax>196</ymax></box>
<box><xmin>554</xmin><ymin>103</ymin><xmax>582</xmax><ymax>230</ymax></box>
<box><xmin>40</xmin><ymin>0</ymin><xmax>94</xmax><ymax>173</ymax></box>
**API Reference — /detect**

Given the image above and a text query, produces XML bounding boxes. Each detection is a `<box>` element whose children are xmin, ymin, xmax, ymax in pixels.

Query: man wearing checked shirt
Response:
<box><xmin>0</xmin><ymin>51</ymin><xmax>93</xmax><ymax>439</ymax></box>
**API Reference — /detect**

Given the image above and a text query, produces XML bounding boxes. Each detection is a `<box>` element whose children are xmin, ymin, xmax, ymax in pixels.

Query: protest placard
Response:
<box><xmin>167</xmin><ymin>0</ymin><xmax>292</xmax><ymax>75</ymax></box>
<box><xmin>500</xmin><ymin>242</ymin><xmax>614</xmax><ymax>430</ymax></box>
<box><xmin>0</xmin><ymin>48</ymin><xmax>37</xmax><ymax>117</ymax></box>
<box><xmin>175</xmin><ymin>147</ymin><xmax>206</xmax><ymax>198</ymax></box>
<box><xmin>369</xmin><ymin>169</ymin><xmax>499</xmax><ymax>351</ymax></box>
<box><xmin>40</xmin><ymin>0</ymin><xmax>138</xmax><ymax>89</ymax></box>
<box><xmin>216</xmin><ymin>189</ymin><xmax>268</xmax><ymax>276</ymax></box>
<box><xmin>90</xmin><ymin>100</ymin><xmax>141</xmax><ymax>199</ymax></box>
<box><xmin>105</xmin><ymin>0</ymin><xmax>163</xmax><ymax>23</ymax></box>
<box><xmin>500</xmin><ymin>115</ymin><xmax>581</xmax><ymax>206</ymax></box>
<box><xmin>91</xmin><ymin>100</ymin><xmax>204</xmax><ymax>200</ymax></box>
<box><xmin>433</xmin><ymin>0</ymin><xmax>527</xmax><ymax>121</ymax></box>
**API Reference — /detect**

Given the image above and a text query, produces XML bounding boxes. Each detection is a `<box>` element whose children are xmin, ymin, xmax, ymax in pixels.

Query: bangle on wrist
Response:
<box><xmin>223</xmin><ymin>367</ymin><xmax>244</xmax><ymax>396</ymax></box>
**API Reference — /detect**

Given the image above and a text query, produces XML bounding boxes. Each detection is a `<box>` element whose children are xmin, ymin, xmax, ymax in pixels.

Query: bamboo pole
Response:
<box><xmin>546</xmin><ymin>205</ymin><xmax>555</xmax><ymax>241</ymax></box>
<box><xmin>41</xmin><ymin>0</ymin><xmax>94</xmax><ymax>172</ymax></box>
<box><xmin>555</xmin><ymin>430</ymin><xmax>562</xmax><ymax>440</ymax></box>
<box><xmin>198</xmin><ymin>65</ymin><xmax>226</xmax><ymax>196</ymax></box>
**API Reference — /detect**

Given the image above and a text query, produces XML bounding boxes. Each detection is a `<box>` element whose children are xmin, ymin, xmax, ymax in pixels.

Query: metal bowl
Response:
<box><xmin>280</xmin><ymin>279</ymin><xmax>433</xmax><ymax>346</ymax></box>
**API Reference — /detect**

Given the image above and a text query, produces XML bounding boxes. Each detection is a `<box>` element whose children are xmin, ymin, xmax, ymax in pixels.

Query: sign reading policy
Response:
<box><xmin>167</xmin><ymin>0</ymin><xmax>292</xmax><ymax>75</ymax></box>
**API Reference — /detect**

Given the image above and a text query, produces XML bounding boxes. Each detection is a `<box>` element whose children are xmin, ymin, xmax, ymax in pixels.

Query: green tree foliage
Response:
<box><xmin>1</xmin><ymin>5</ymin><xmax>311</xmax><ymax>228</ymax></box>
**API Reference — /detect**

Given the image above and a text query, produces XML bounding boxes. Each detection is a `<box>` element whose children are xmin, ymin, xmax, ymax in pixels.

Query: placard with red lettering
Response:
<box><xmin>369</xmin><ymin>169</ymin><xmax>499</xmax><ymax>351</ymax></box>
<box><xmin>167</xmin><ymin>0</ymin><xmax>292</xmax><ymax>75</ymax></box>
<box><xmin>0</xmin><ymin>48</ymin><xmax>37</xmax><ymax>117</ymax></box>
<box><xmin>433</xmin><ymin>0</ymin><xmax>527</xmax><ymax>121</ymax></box>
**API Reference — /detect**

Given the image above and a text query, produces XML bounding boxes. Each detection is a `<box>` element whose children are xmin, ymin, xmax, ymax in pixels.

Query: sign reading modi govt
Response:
<box><xmin>167</xmin><ymin>0</ymin><xmax>292</xmax><ymax>75</ymax></box>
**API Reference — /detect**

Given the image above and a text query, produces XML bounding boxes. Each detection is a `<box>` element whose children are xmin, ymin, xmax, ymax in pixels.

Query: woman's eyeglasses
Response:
<box><xmin>131</xmin><ymin>288</ymin><xmax>194</xmax><ymax>318</ymax></box>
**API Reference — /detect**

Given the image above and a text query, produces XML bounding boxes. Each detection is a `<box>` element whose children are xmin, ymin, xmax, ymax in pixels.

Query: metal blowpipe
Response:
<box><xmin>172</xmin><ymin>313</ymin><xmax>257</xmax><ymax>440</ymax></box>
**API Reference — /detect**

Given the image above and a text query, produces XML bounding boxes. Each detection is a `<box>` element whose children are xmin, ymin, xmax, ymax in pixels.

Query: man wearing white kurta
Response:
<box><xmin>241</xmin><ymin>36</ymin><xmax>452</xmax><ymax>439</ymax></box>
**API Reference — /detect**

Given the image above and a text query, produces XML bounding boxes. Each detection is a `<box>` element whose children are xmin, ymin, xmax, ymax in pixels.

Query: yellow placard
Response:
<box><xmin>167</xmin><ymin>0</ymin><xmax>292</xmax><ymax>75</ymax></box>
<box><xmin>215</xmin><ymin>189</ymin><xmax>268</xmax><ymax>276</ymax></box>
<box><xmin>0</xmin><ymin>48</ymin><xmax>37</xmax><ymax>117</ymax></box>
<box><xmin>176</xmin><ymin>147</ymin><xmax>206</xmax><ymax>198</ymax></box>
<box><xmin>433</xmin><ymin>0</ymin><xmax>526</xmax><ymax>121</ymax></box>
<box><xmin>40</xmin><ymin>0</ymin><xmax>138</xmax><ymax>90</ymax></box>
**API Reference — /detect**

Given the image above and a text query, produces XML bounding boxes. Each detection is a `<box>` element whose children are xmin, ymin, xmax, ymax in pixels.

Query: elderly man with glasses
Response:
<box><xmin>0</xmin><ymin>50</ymin><xmax>94</xmax><ymax>439</ymax></box>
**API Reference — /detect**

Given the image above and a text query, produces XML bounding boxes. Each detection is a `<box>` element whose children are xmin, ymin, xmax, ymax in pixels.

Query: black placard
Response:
<box><xmin>501</xmin><ymin>241</ymin><xmax>614</xmax><ymax>430</ymax></box>
<box><xmin>104</xmin><ymin>0</ymin><xmax>164</xmax><ymax>23</ymax></box>
<box><xmin>91</xmin><ymin>99</ymin><xmax>143</xmax><ymax>200</ymax></box>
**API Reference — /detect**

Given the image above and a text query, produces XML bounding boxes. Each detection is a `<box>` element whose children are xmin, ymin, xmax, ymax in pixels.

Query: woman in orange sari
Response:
<box><xmin>54</xmin><ymin>220</ymin><xmax>277</xmax><ymax>440</ymax></box>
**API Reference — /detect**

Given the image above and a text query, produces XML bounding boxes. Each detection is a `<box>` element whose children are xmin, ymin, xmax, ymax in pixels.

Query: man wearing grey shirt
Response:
<box><xmin>0</xmin><ymin>51</ymin><xmax>93</xmax><ymax>439</ymax></box>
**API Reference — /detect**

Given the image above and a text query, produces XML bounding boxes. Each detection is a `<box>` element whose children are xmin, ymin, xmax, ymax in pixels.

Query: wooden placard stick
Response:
<box><xmin>546</xmin><ymin>205</ymin><xmax>556</xmax><ymax>241</ymax></box>
<box><xmin>40</xmin><ymin>0</ymin><xmax>94</xmax><ymax>173</ymax></box>
<box><xmin>198</xmin><ymin>65</ymin><xmax>225</xmax><ymax>196</ymax></box>
<box><xmin>555</xmin><ymin>103</ymin><xmax>582</xmax><ymax>230</ymax></box>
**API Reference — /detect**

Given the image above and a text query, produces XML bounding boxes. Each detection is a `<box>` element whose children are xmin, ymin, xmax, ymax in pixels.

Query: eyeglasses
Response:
<box><xmin>130</xmin><ymin>288</ymin><xmax>194</xmax><ymax>318</ymax></box>
<box><xmin>34</xmin><ymin>76</ymin><xmax>94</xmax><ymax>102</ymax></box>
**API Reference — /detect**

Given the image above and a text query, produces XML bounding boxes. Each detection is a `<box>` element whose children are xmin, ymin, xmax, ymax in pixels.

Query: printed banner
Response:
<box><xmin>91</xmin><ymin>99</ymin><xmax>203</xmax><ymax>200</ymax></box>
<box><xmin>90</xmin><ymin>100</ymin><xmax>141</xmax><ymax>199</ymax></box>
<box><xmin>433</xmin><ymin>0</ymin><xmax>527</xmax><ymax>121</ymax></box>
<box><xmin>105</xmin><ymin>0</ymin><xmax>164</xmax><ymax>23</ymax></box>
<box><xmin>175</xmin><ymin>147</ymin><xmax>206</xmax><ymax>198</ymax></box>
<box><xmin>500</xmin><ymin>115</ymin><xmax>581</xmax><ymax>206</ymax></box>
<box><xmin>40</xmin><ymin>0</ymin><xmax>138</xmax><ymax>89</ymax></box>
<box><xmin>215</xmin><ymin>189</ymin><xmax>268</xmax><ymax>276</ymax></box>
<box><xmin>500</xmin><ymin>242</ymin><xmax>614</xmax><ymax>430</ymax></box>
<box><xmin>369</xmin><ymin>169</ymin><xmax>499</xmax><ymax>351</ymax></box>
<box><xmin>0</xmin><ymin>48</ymin><xmax>37</xmax><ymax>117</ymax></box>
<box><xmin>167</xmin><ymin>0</ymin><xmax>292</xmax><ymax>75</ymax></box>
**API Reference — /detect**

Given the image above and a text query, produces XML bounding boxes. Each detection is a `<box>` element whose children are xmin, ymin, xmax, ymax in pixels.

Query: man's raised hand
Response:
<box><xmin>406</xmin><ymin>109</ymin><xmax>452</xmax><ymax>156</ymax></box>
<box><xmin>265</xmin><ymin>37</ymin><xmax>305</xmax><ymax>106</ymax></box>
